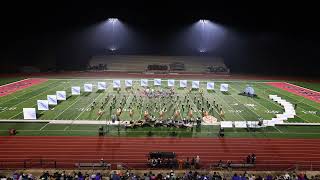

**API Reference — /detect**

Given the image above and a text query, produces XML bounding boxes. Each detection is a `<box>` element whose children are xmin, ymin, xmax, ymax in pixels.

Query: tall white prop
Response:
<box><xmin>56</xmin><ymin>91</ymin><xmax>66</xmax><ymax>100</ymax></box>
<box><xmin>141</xmin><ymin>79</ymin><xmax>148</xmax><ymax>87</ymax></box>
<box><xmin>84</xmin><ymin>84</ymin><xmax>93</xmax><ymax>92</ymax></box>
<box><xmin>71</xmin><ymin>86</ymin><xmax>80</xmax><ymax>95</ymax></box>
<box><xmin>125</xmin><ymin>80</ymin><xmax>133</xmax><ymax>87</ymax></box>
<box><xmin>37</xmin><ymin>100</ymin><xmax>49</xmax><ymax>111</ymax></box>
<box><xmin>154</xmin><ymin>79</ymin><xmax>161</xmax><ymax>86</ymax></box>
<box><xmin>220</xmin><ymin>121</ymin><xmax>233</xmax><ymax>128</ymax></box>
<box><xmin>23</xmin><ymin>108</ymin><xmax>36</xmax><ymax>120</ymax></box>
<box><xmin>192</xmin><ymin>81</ymin><xmax>200</xmax><ymax>89</ymax></box>
<box><xmin>168</xmin><ymin>79</ymin><xmax>175</xmax><ymax>87</ymax></box>
<box><xmin>220</xmin><ymin>83</ymin><xmax>229</xmax><ymax>92</ymax></box>
<box><xmin>207</xmin><ymin>82</ymin><xmax>215</xmax><ymax>90</ymax></box>
<box><xmin>113</xmin><ymin>80</ymin><xmax>121</xmax><ymax>88</ymax></box>
<box><xmin>98</xmin><ymin>82</ymin><xmax>107</xmax><ymax>90</ymax></box>
<box><xmin>180</xmin><ymin>80</ymin><xmax>187</xmax><ymax>88</ymax></box>
<box><xmin>47</xmin><ymin>95</ymin><xmax>58</xmax><ymax>105</ymax></box>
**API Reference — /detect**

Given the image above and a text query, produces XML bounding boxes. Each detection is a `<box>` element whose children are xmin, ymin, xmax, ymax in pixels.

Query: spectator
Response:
<box><xmin>266</xmin><ymin>174</ymin><xmax>272</xmax><ymax>180</ymax></box>
<box><xmin>227</xmin><ymin>160</ymin><xmax>232</xmax><ymax>168</ymax></box>
<box><xmin>247</xmin><ymin>155</ymin><xmax>251</xmax><ymax>164</ymax></box>
<box><xmin>251</xmin><ymin>153</ymin><xmax>256</xmax><ymax>164</ymax></box>
<box><xmin>178</xmin><ymin>159</ymin><xmax>183</xmax><ymax>169</ymax></box>
<box><xmin>185</xmin><ymin>157</ymin><xmax>190</xmax><ymax>169</ymax></box>
<box><xmin>195</xmin><ymin>155</ymin><xmax>200</xmax><ymax>168</ymax></box>
<box><xmin>191</xmin><ymin>157</ymin><xmax>195</xmax><ymax>169</ymax></box>
<box><xmin>212</xmin><ymin>172</ymin><xmax>221</xmax><ymax>180</ymax></box>
<box><xmin>232</xmin><ymin>173</ymin><xmax>240</xmax><ymax>180</ymax></box>
<box><xmin>249</xmin><ymin>174</ymin><xmax>255</xmax><ymax>180</ymax></box>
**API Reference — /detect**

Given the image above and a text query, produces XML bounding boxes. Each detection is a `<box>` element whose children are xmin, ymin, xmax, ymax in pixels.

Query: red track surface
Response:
<box><xmin>0</xmin><ymin>78</ymin><xmax>48</xmax><ymax>97</ymax></box>
<box><xmin>1</xmin><ymin>136</ymin><xmax>320</xmax><ymax>170</ymax></box>
<box><xmin>266</xmin><ymin>82</ymin><xmax>320</xmax><ymax>103</ymax></box>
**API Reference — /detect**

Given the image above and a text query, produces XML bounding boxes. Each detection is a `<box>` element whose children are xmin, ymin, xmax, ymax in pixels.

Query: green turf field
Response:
<box><xmin>0</xmin><ymin>79</ymin><xmax>318</xmax><ymax>122</ymax></box>
<box><xmin>0</xmin><ymin>78</ymin><xmax>319</xmax><ymax>138</ymax></box>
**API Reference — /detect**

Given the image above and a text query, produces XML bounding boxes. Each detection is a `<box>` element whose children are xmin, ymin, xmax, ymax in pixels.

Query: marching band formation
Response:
<box><xmin>91</xmin><ymin>86</ymin><xmax>222</xmax><ymax>128</ymax></box>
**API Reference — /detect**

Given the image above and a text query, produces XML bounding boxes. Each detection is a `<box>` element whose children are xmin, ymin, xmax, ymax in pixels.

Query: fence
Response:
<box><xmin>1</xmin><ymin>159</ymin><xmax>320</xmax><ymax>171</ymax></box>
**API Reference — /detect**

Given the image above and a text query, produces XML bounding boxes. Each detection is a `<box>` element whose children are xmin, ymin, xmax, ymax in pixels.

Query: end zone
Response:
<box><xmin>0</xmin><ymin>78</ymin><xmax>48</xmax><ymax>97</ymax></box>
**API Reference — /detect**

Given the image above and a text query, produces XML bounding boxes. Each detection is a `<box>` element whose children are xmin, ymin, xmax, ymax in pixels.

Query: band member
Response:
<box><xmin>159</xmin><ymin>110</ymin><xmax>164</xmax><ymax>120</ymax></box>
<box><xmin>174</xmin><ymin>110</ymin><xmax>180</xmax><ymax>120</ymax></box>
<box><xmin>129</xmin><ymin>108</ymin><xmax>134</xmax><ymax>118</ymax></box>
<box><xmin>220</xmin><ymin>109</ymin><xmax>224</xmax><ymax>117</ymax></box>
<box><xmin>116</xmin><ymin>107</ymin><xmax>122</xmax><ymax>117</ymax></box>
<box><xmin>188</xmin><ymin>109</ymin><xmax>193</xmax><ymax>119</ymax></box>
<box><xmin>97</xmin><ymin>109</ymin><xmax>104</xmax><ymax>116</ymax></box>
<box><xmin>144</xmin><ymin>111</ymin><xmax>149</xmax><ymax>120</ymax></box>
<box><xmin>200</xmin><ymin>89</ymin><xmax>203</xmax><ymax>96</ymax></box>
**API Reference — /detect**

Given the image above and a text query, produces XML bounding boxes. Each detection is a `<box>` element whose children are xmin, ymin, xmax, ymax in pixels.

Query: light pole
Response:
<box><xmin>107</xmin><ymin>18</ymin><xmax>118</xmax><ymax>53</ymax></box>
<box><xmin>200</xmin><ymin>19</ymin><xmax>208</xmax><ymax>54</ymax></box>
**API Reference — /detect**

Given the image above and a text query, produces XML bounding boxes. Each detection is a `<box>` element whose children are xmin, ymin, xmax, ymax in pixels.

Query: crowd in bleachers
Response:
<box><xmin>169</xmin><ymin>63</ymin><xmax>185</xmax><ymax>71</ymax></box>
<box><xmin>207</xmin><ymin>66</ymin><xmax>228</xmax><ymax>73</ymax></box>
<box><xmin>0</xmin><ymin>170</ymin><xmax>318</xmax><ymax>180</ymax></box>
<box><xmin>148</xmin><ymin>156</ymin><xmax>200</xmax><ymax>170</ymax></box>
<box><xmin>147</xmin><ymin>64</ymin><xmax>168</xmax><ymax>71</ymax></box>
<box><xmin>87</xmin><ymin>64</ymin><xmax>107</xmax><ymax>71</ymax></box>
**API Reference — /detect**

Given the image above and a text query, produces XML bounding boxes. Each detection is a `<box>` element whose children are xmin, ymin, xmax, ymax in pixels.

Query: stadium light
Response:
<box><xmin>187</xmin><ymin>19</ymin><xmax>226</xmax><ymax>54</ymax></box>
<box><xmin>105</xmin><ymin>18</ymin><xmax>120</xmax><ymax>52</ymax></box>
<box><xmin>107</xmin><ymin>18</ymin><xmax>119</xmax><ymax>22</ymax></box>
<box><xmin>199</xmin><ymin>19</ymin><xmax>209</xmax><ymax>24</ymax></box>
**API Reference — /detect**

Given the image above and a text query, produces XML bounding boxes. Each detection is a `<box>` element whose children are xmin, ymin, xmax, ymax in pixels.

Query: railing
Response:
<box><xmin>0</xmin><ymin>159</ymin><xmax>57</xmax><ymax>170</ymax></box>
<box><xmin>1</xmin><ymin>159</ymin><xmax>320</xmax><ymax>171</ymax></box>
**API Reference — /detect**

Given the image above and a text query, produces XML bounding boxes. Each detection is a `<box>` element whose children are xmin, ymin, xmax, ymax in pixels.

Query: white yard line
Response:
<box><xmin>283</xmin><ymin>82</ymin><xmax>320</xmax><ymax>93</ymax></box>
<box><xmin>273</xmin><ymin>126</ymin><xmax>283</xmax><ymax>133</ymax></box>
<box><xmin>0</xmin><ymin>78</ymin><xmax>29</xmax><ymax>88</ymax></box>
<box><xmin>255</xmin><ymin>83</ymin><xmax>317</xmax><ymax>122</ymax></box>
<box><xmin>53</xmin><ymin>96</ymin><xmax>82</xmax><ymax>119</ymax></box>
<box><xmin>7</xmin><ymin>83</ymin><xmax>68</xmax><ymax>119</ymax></box>
<box><xmin>211</xmin><ymin>87</ymin><xmax>246</xmax><ymax>121</ymax></box>
<box><xmin>264</xmin><ymin>83</ymin><xmax>320</xmax><ymax>110</ymax></box>
<box><xmin>74</xmin><ymin>92</ymin><xmax>105</xmax><ymax>120</ymax></box>
<box><xmin>39</xmin><ymin>123</ymin><xmax>50</xmax><ymax>131</ymax></box>
<box><xmin>225</xmin><ymin>85</ymin><xmax>263</xmax><ymax>120</ymax></box>
<box><xmin>0</xmin><ymin>80</ymin><xmax>58</xmax><ymax>106</ymax></box>
<box><xmin>63</xmin><ymin>126</ymin><xmax>69</xmax><ymax>131</ymax></box>
<box><xmin>0</xmin><ymin>81</ymin><xmax>62</xmax><ymax>114</ymax></box>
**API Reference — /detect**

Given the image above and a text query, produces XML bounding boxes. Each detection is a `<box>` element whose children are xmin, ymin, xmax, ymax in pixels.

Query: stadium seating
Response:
<box><xmin>88</xmin><ymin>55</ymin><xmax>229</xmax><ymax>73</ymax></box>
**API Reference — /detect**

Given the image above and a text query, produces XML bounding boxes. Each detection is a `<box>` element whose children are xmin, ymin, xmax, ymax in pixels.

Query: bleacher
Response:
<box><xmin>88</xmin><ymin>55</ymin><xmax>229</xmax><ymax>73</ymax></box>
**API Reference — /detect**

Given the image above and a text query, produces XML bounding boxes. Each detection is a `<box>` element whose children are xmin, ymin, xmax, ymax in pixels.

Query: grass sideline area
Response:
<box><xmin>0</xmin><ymin>78</ymin><xmax>319</xmax><ymax>138</ymax></box>
<box><xmin>2</xmin><ymin>122</ymin><xmax>320</xmax><ymax>138</ymax></box>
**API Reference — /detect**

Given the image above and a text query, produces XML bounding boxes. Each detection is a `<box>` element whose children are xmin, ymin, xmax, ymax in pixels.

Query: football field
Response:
<box><xmin>0</xmin><ymin>78</ymin><xmax>319</xmax><ymax>138</ymax></box>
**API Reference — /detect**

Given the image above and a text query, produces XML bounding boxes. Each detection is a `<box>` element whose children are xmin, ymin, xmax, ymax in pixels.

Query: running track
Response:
<box><xmin>1</xmin><ymin>136</ymin><xmax>320</xmax><ymax>170</ymax></box>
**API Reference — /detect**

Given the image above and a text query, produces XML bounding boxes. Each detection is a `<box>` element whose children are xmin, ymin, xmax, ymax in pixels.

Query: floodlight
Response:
<box><xmin>108</xmin><ymin>18</ymin><xmax>118</xmax><ymax>22</ymax></box>
<box><xmin>200</xmin><ymin>19</ymin><xmax>209</xmax><ymax>24</ymax></box>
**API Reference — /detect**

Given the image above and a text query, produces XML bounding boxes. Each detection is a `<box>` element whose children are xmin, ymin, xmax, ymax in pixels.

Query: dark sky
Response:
<box><xmin>1</xmin><ymin>1</ymin><xmax>320</xmax><ymax>76</ymax></box>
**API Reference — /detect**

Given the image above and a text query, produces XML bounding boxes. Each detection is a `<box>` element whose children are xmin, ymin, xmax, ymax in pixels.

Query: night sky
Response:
<box><xmin>1</xmin><ymin>1</ymin><xmax>319</xmax><ymax>76</ymax></box>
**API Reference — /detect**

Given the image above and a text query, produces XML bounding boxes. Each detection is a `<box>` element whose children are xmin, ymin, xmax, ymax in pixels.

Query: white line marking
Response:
<box><xmin>74</xmin><ymin>92</ymin><xmax>105</xmax><ymax>120</ymax></box>
<box><xmin>7</xmin><ymin>83</ymin><xmax>68</xmax><ymax>119</ymax></box>
<box><xmin>63</xmin><ymin>126</ymin><xmax>69</xmax><ymax>131</ymax></box>
<box><xmin>53</xmin><ymin>96</ymin><xmax>81</xmax><ymax>119</ymax></box>
<box><xmin>39</xmin><ymin>123</ymin><xmax>50</xmax><ymax>131</ymax></box>
<box><xmin>273</xmin><ymin>126</ymin><xmax>283</xmax><ymax>133</ymax></box>
<box><xmin>0</xmin><ymin>80</ymin><xmax>58</xmax><ymax>106</ymax></box>
<box><xmin>0</xmin><ymin>78</ymin><xmax>29</xmax><ymax>88</ymax></box>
